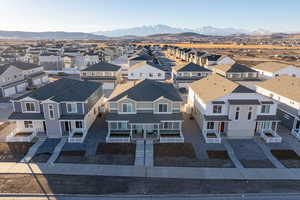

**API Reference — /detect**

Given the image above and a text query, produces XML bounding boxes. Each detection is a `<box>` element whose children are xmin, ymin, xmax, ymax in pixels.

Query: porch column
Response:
<box><xmin>107</xmin><ymin>122</ymin><xmax>111</xmax><ymax>137</ymax></box>
<box><xmin>130</xmin><ymin>124</ymin><xmax>132</xmax><ymax>139</ymax></box>
<box><xmin>157</xmin><ymin>123</ymin><xmax>160</xmax><ymax>139</ymax></box>
<box><xmin>274</xmin><ymin>121</ymin><xmax>278</xmax><ymax>134</ymax></box>
<box><xmin>179</xmin><ymin>121</ymin><xmax>183</xmax><ymax>137</ymax></box>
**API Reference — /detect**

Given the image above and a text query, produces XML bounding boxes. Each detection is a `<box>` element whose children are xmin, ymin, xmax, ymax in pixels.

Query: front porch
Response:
<box><xmin>256</xmin><ymin>121</ymin><xmax>282</xmax><ymax>143</ymax></box>
<box><xmin>106</xmin><ymin>121</ymin><xmax>184</xmax><ymax>143</ymax></box>
<box><xmin>6</xmin><ymin>120</ymin><xmax>45</xmax><ymax>142</ymax></box>
<box><xmin>60</xmin><ymin>120</ymin><xmax>87</xmax><ymax>143</ymax></box>
<box><xmin>202</xmin><ymin>121</ymin><xmax>227</xmax><ymax>144</ymax></box>
<box><xmin>291</xmin><ymin>118</ymin><xmax>300</xmax><ymax>140</ymax></box>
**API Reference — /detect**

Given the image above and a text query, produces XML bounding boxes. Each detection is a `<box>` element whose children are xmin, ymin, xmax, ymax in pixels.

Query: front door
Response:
<box><xmin>64</xmin><ymin>121</ymin><xmax>71</xmax><ymax>133</ymax></box>
<box><xmin>296</xmin><ymin>120</ymin><xmax>300</xmax><ymax>129</ymax></box>
<box><xmin>220</xmin><ymin>122</ymin><xmax>225</xmax><ymax>133</ymax></box>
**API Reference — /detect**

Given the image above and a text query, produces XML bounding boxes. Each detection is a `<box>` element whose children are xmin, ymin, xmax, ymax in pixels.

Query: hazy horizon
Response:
<box><xmin>0</xmin><ymin>0</ymin><xmax>299</xmax><ymax>33</ymax></box>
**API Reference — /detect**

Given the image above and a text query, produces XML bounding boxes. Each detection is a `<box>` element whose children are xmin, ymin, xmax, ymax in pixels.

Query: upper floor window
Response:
<box><xmin>25</xmin><ymin>102</ymin><xmax>36</xmax><ymax>112</ymax></box>
<box><xmin>207</xmin><ymin>122</ymin><xmax>214</xmax><ymax>129</ymax></box>
<box><xmin>122</xmin><ymin>103</ymin><xmax>133</xmax><ymax>113</ymax></box>
<box><xmin>48</xmin><ymin>105</ymin><xmax>55</xmax><ymax>119</ymax></box>
<box><xmin>67</xmin><ymin>103</ymin><xmax>77</xmax><ymax>113</ymax></box>
<box><xmin>261</xmin><ymin>105</ymin><xmax>270</xmax><ymax>113</ymax></box>
<box><xmin>149</xmin><ymin>73</ymin><xmax>153</xmax><ymax>77</ymax></box>
<box><xmin>248</xmin><ymin>107</ymin><xmax>252</xmax><ymax>120</ymax></box>
<box><xmin>158</xmin><ymin>103</ymin><xmax>168</xmax><ymax>113</ymax></box>
<box><xmin>213</xmin><ymin>105</ymin><xmax>222</xmax><ymax>113</ymax></box>
<box><xmin>235</xmin><ymin>107</ymin><xmax>240</xmax><ymax>120</ymax></box>
<box><xmin>158</xmin><ymin>73</ymin><xmax>162</xmax><ymax>77</ymax></box>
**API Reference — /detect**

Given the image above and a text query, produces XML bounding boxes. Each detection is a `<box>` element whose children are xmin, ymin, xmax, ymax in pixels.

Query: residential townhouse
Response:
<box><xmin>106</xmin><ymin>79</ymin><xmax>184</xmax><ymax>143</ymax></box>
<box><xmin>0</xmin><ymin>62</ymin><xmax>48</xmax><ymax>97</ymax></box>
<box><xmin>127</xmin><ymin>61</ymin><xmax>165</xmax><ymax>80</ymax></box>
<box><xmin>128</xmin><ymin>54</ymin><xmax>153</xmax><ymax>67</ymax></box>
<box><xmin>256</xmin><ymin>75</ymin><xmax>300</xmax><ymax>139</ymax></box>
<box><xmin>172</xmin><ymin>62</ymin><xmax>212</xmax><ymax>89</ymax></box>
<box><xmin>39</xmin><ymin>53</ymin><xmax>64</xmax><ymax>71</ymax></box>
<box><xmin>80</xmin><ymin>62</ymin><xmax>122</xmax><ymax>90</ymax></box>
<box><xmin>188</xmin><ymin>74</ymin><xmax>281</xmax><ymax>143</ymax></box>
<box><xmin>252</xmin><ymin>62</ymin><xmax>300</xmax><ymax>79</ymax></box>
<box><xmin>203</xmin><ymin>54</ymin><xmax>235</xmax><ymax>67</ymax></box>
<box><xmin>211</xmin><ymin>63</ymin><xmax>259</xmax><ymax>81</ymax></box>
<box><xmin>8</xmin><ymin>78</ymin><xmax>103</xmax><ymax>143</ymax></box>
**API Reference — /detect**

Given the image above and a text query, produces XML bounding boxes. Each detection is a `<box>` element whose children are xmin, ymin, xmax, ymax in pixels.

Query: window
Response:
<box><xmin>24</xmin><ymin>121</ymin><xmax>33</xmax><ymax>128</ymax></box>
<box><xmin>158</xmin><ymin>104</ymin><xmax>168</xmax><ymax>113</ymax></box>
<box><xmin>261</xmin><ymin>105</ymin><xmax>270</xmax><ymax>113</ymax></box>
<box><xmin>157</xmin><ymin>73</ymin><xmax>161</xmax><ymax>77</ymax></box>
<box><xmin>213</xmin><ymin>105</ymin><xmax>222</xmax><ymax>113</ymax></box>
<box><xmin>67</xmin><ymin>103</ymin><xmax>77</xmax><ymax>113</ymax></box>
<box><xmin>248</xmin><ymin>107</ymin><xmax>252</xmax><ymax>120</ymax></box>
<box><xmin>48</xmin><ymin>105</ymin><xmax>55</xmax><ymax>119</ymax></box>
<box><xmin>149</xmin><ymin>73</ymin><xmax>153</xmax><ymax>77</ymax></box>
<box><xmin>25</xmin><ymin>102</ymin><xmax>35</xmax><ymax>112</ymax></box>
<box><xmin>118</xmin><ymin>122</ymin><xmax>128</xmax><ymax>130</ymax></box>
<box><xmin>75</xmin><ymin>121</ymin><xmax>83</xmax><ymax>129</ymax></box>
<box><xmin>207</xmin><ymin>122</ymin><xmax>214</xmax><ymax>129</ymax></box>
<box><xmin>235</xmin><ymin>107</ymin><xmax>240</xmax><ymax>120</ymax></box>
<box><xmin>140</xmin><ymin>73</ymin><xmax>144</xmax><ymax>77</ymax></box>
<box><xmin>122</xmin><ymin>103</ymin><xmax>133</xmax><ymax>113</ymax></box>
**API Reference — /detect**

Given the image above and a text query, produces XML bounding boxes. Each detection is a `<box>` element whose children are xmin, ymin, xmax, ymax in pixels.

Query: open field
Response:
<box><xmin>138</xmin><ymin>42</ymin><xmax>300</xmax><ymax>50</ymax></box>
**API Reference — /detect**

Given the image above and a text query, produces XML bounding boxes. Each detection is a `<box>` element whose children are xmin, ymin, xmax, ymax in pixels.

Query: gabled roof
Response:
<box><xmin>189</xmin><ymin>74</ymin><xmax>254</xmax><ymax>103</ymax></box>
<box><xmin>15</xmin><ymin>78</ymin><xmax>102</xmax><ymax>102</ymax></box>
<box><xmin>109</xmin><ymin>79</ymin><xmax>182</xmax><ymax>102</ymax></box>
<box><xmin>129</xmin><ymin>54</ymin><xmax>152</xmax><ymax>61</ymax></box>
<box><xmin>0</xmin><ymin>65</ymin><xmax>9</xmax><ymax>75</ymax></box>
<box><xmin>205</xmin><ymin>54</ymin><xmax>222</xmax><ymax>61</ymax></box>
<box><xmin>8</xmin><ymin>61</ymin><xmax>41</xmax><ymax>70</ymax></box>
<box><xmin>174</xmin><ymin>62</ymin><xmax>211</xmax><ymax>72</ymax></box>
<box><xmin>82</xmin><ymin>62</ymin><xmax>121</xmax><ymax>72</ymax></box>
<box><xmin>256</xmin><ymin>75</ymin><xmax>300</xmax><ymax>103</ymax></box>
<box><xmin>253</xmin><ymin>62</ymin><xmax>293</xmax><ymax>73</ymax></box>
<box><xmin>213</xmin><ymin>63</ymin><xmax>257</xmax><ymax>73</ymax></box>
<box><xmin>129</xmin><ymin>61</ymin><xmax>164</xmax><ymax>72</ymax></box>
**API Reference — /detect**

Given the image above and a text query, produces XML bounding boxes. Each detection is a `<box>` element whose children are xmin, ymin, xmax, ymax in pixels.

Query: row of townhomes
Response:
<box><xmin>2</xmin><ymin>45</ymin><xmax>300</xmax><ymax>150</ymax></box>
<box><xmin>0</xmin><ymin>61</ymin><xmax>48</xmax><ymax>97</ymax></box>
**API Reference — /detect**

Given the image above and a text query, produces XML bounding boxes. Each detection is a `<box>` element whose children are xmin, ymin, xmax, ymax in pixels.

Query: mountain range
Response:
<box><xmin>93</xmin><ymin>24</ymin><xmax>272</xmax><ymax>37</ymax></box>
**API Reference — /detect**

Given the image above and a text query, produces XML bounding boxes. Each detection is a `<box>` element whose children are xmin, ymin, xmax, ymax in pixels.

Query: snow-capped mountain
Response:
<box><xmin>93</xmin><ymin>24</ymin><xmax>271</xmax><ymax>37</ymax></box>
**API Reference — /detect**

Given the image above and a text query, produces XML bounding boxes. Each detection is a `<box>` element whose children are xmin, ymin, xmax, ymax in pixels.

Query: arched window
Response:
<box><xmin>235</xmin><ymin>107</ymin><xmax>240</xmax><ymax>120</ymax></box>
<box><xmin>248</xmin><ymin>107</ymin><xmax>252</xmax><ymax>120</ymax></box>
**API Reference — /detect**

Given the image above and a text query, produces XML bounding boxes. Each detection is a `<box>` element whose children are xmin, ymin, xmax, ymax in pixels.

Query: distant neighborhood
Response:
<box><xmin>0</xmin><ymin>39</ymin><xmax>300</xmax><ymax>188</ymax></box>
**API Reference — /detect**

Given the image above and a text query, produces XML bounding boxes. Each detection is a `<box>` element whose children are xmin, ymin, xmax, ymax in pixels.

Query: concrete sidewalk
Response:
<box><xmin>1</xmin><ymin>162</ymin><xmax>300</xmax><ymax>180</ymax></box>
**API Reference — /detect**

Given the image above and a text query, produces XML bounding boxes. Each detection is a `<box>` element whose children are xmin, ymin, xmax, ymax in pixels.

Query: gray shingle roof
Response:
<box><xmin>82</xmin><ymin>62</ymin><xmax>121</xmax><ymax>72</ymax></box>
<box><xmin>15</xmin><ymin>78</ymin><xmax>102</xmax><ymax>102</ymax></box>
<box><xmin>0</xmin><ymin>65</ymin><xmax>9</xmax><ymax>75</ymax></box>
<box><xmin>176</xmin><ymin>62</ymin><xmax>211</xmax><ymax>72</ymax></box>
<box><xmin>109</xmin><ymin>79</ymin><xmax>182</xmax><ymax>102</ymax></box>
<box><xmin>227</xmin><ymin>63</ymin><xmax>257</xmax><ymax>73</ymax></box>
<box><xmin>9</xmin><ymin>61</ymin><xmax>41</xmax><ymax>70</ymax></box>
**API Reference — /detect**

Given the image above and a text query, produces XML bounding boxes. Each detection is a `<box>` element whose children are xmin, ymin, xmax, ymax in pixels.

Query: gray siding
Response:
<box><xmin>60</xmin><ymin>102</ymin><xmax>84</xmax><ymax>115</ymax></box>
<box><xmin>14</xmin><ymin>102</ymin><xmax>22</xmax><ymax>112</ymax></box>
<box><xmin>85</xmin><ymin>87</ymin><xmax>102</xmax><ymax>114</ymax></box>
<box><xmin>277</xmin><ymin>109</ymin><xmax>295</xmax><ymax>130</ymax></box>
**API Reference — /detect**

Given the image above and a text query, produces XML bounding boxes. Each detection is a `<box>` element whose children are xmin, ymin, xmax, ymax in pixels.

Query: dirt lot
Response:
<box><xmin>272</xmin><ymin>150</ymin><xmax>300</xmax><ymax>168</ymax></box>
<box><xmin>0</xmin><ymin>142</ymin><xmax>33</xmax><ymax>162</ymax></box>
<box><xmin>154</xmin><ymin>143</ymin><xmax>234</xmax><ymax>168</ymax></box>
<box><xmin>1</xmin><ymin>174</ymin><xmax>300</xmax><ymax>194</ymax></box>
<box><xmin>56</xmin><ymin>143</ymin><xmax>136</xmax><ymax>165</ymax></box>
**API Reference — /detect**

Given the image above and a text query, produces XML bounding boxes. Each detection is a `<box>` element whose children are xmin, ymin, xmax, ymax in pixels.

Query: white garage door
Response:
<box><xmin>33</xmin><ymin>78</ymin><xmax>42</xmax><ymax>85</ymax></box>
<box><xmin>4</xmin><ymin>87</ymin><xmax>16</xmax><ymax>97</ymax></box>
<box><xmin>103</xmin><ymin>82</ymin><xmax>115</xmax><ymax>90</ymax></box>
<box><xmin>16</xmin><ymin>83</ymin><xmax>26</xmax><ymax>92</ymax></box>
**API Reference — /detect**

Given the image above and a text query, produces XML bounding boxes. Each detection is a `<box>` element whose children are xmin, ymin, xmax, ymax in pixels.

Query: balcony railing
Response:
<box><xmin>260</xmin><ymin>129</ymin><xmax>282</xmax><ymax>143</ymax></box>
<box><xmin>6</xmin><ymin>128</ymin><xmax>36</xmax><ymax>142</ymax></box>
<box><xmin>68</xmin><ymin>128</ymin><xmax>87</xmax><ymax>143</ymax></box>
<box><xmin>203</xmin><ymin>129</ymin><xmax>221</xmax><ymax>144</ymax></box>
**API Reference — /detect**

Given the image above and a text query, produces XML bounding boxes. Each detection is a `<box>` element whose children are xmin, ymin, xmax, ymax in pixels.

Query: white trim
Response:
<box><xmin>22</xmin><ymin>102</ymin><xmax>38</xmax><ymax>113</ymax></box>
<box><xmin>157</xmin><ymin>103</ymin><xmax>169</xmax><ymax>113</ymax></box>
<box><xmin>121</xmin><ymin>102</ymin><xmax>134</xmax><ymax>113</ymax></box>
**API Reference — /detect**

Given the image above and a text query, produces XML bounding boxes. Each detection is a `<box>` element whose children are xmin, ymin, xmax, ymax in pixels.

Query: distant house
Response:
<box><xmin>127</xmin><ymin>61</ymin><xmax>165</xmax><ymax>80</ymax></box>
<box><xmin>172</xmin><ymin>62</ymin><xmax>212</xmax><ymax>89</ymax></box>
<box><xmin>212</xmin><ymin>63</ymin><xmax>259</xmax><ymax>81</ymax></box>
<box><xmin>106</xmin><ymin>79</ymin><xmax>184</xmax><ymax>143</ymax></box>
<box><xmin>80</xmin><ymin>62</ymin><xmax>122</xmax><ymax>90</ymax></box>
<box><xmin>203</xmin><ymin>54</ymin><xmax>235</xmax><ymax>67</ymax></box>
<box><xmin>0</xmin><ymin>62</ymin><xmax>48</xmax><ymax>97</ymax></box>
<box><xmin>252</xmin><ymin>62</ymin><xmax>300</xmax><ymax>78</ymax></box>
<box><xmin>256</xmin><ymin>75</ymin><xmax>300</xmax><ymax>138</ymax></box>
<box><xmin>128</xmin><ymin>54</ymin><xmax>152</xmax><ymax>67</ymax></box>
<box><xmin>188</xmin><ymin>74</ymin><xmax>280</xmax><ymax>143</ymax></box>
<box><xmin>39</xmin><ymin>53</ymin><xmax>63</xmax><ymax>71</ymax></box>
<box><xmin>8</xmin><ymin>78</ymin><xmax>103</xmax><ymax>143</ymax></box>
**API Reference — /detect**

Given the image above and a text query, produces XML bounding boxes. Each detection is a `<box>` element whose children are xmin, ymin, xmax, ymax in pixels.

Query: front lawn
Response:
<box><xmin>271</xmin><ymin>149</ymin><xmax>300</xmax><ymax>168</ymax></box>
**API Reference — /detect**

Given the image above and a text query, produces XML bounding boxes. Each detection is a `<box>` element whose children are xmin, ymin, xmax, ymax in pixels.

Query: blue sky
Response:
<box><xmin>0</xmin><ymin>0</ymin><xmax>299</xmax><ymax>32</ymax></box>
